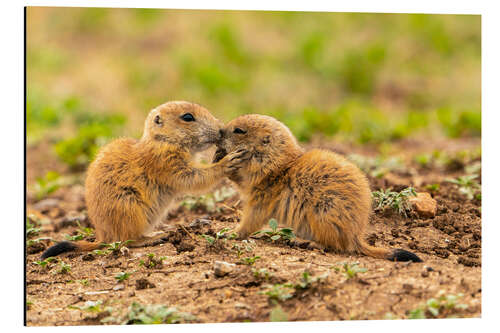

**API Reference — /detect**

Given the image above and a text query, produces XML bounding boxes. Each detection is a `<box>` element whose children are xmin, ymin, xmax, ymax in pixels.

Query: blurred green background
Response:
<box><xmin>27</xmin><ymin>7</ymin><xmax>480</xmax><ymax>170</ymax></box>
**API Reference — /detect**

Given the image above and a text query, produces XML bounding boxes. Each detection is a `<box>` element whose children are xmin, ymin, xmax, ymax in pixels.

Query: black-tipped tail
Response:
<box><xmin>41</xmin><ymin>241</ymin><xmax>77</xmax><ymax>260</ymax></box>
<box><xmin>386</xmin><ymin>249</ymin><xmax>423</xmax><ymax>262</ymax></box>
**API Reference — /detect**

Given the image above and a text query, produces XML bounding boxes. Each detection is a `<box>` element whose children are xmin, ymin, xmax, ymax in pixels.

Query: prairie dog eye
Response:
<box><xmin>154</xmin><ymin>115</ymin><xmax>163</xmax><ymax>126</ymax></box>
<box><xmin>181</xmin><ymin>113</ymin><xmax>195</xmax><ymax>122</ymax></box>
<box><xmin>233</xmin><ymin>128</ymin><xmax>247</xmax><ymax>134</ymax></box>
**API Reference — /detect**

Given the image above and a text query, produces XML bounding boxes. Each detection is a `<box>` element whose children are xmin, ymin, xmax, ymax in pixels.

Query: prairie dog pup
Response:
<box><xmin>213</xmin><ymin>114</ymin><xmax>422</xmax><ymax>262</ymax></box>
<box><xmin>41</xmin><ymin>101</ymin><xmax>247</xmax><ymax>259</ymax></box>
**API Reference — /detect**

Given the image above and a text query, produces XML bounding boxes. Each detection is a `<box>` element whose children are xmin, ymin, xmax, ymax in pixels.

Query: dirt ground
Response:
<box><xmin>25</xmin><ymin>137</ymin><xmax>481</xmax><ymax>326</ymax></box>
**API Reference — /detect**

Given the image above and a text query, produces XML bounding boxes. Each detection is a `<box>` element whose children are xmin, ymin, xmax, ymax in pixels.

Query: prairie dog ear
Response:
<box><xmin>154</xmin><ymin>115</ymin><xmax>163</xmax><ymax>126</ymax></box>
<box><xmin>261</xmin><ymin>135</ymin><xmax>271</xmax><ymax>145</ymax></box>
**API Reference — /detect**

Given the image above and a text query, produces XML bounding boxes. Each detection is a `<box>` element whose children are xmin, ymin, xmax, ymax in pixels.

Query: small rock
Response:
<box><xmin>81</xmin><ymin>253</ymin><xmax>96</xmax><ymax>261</ymax></box>
<box><xmin>235</xmin><ymin>302</ymin><xmax>250</xmax><ymax>310</ymax></box>
<box><xmin>135</xmin><ymin>278</ymin><xmax>155</xmax><ymax>290</ymax></box>
<box><xmin>402</xmin><ymin>283</ymin><xmax>413</xmax><ymax>292</ymax></box>
<box><xmin>84</xmin><ymin>290</ymin><xmax>109</xmax><ymax>295</ymax></box>
<box><xmin>213</xmin><ymin>261</ymin><xmax>235</xmax><ymax>277</ymax></box>
<box><xmin>421</xmin><ymin>270</ymin><xmax>429</xmax><ymax>278</ymax></box>
<box><xmin>424</xmin><ymin>265</ymin><xmax>434</xmax><ymax>272</ymax></box>
<box><xmin>33</xmin><ymin>198</ymin><xmax>60</xmax><ymax>212</ymax></box>
<box><xmin>128</xmin><ymin>291</ymin><xmax>135</xmax><ymax>297</ymax></box>
<box><xmin>189</xmin><ymin>218</ymin><xmax>211</xmax><ymax>229</ymax></box>
<box><xmin>113</xmin><ymin>284</ymin><xmax>125</xmax><ymax>291</ymax></box>
<box><xmin>409</xmin><ymin>192</ymin><xmax>437</xmax><ymax>218</ymax></box>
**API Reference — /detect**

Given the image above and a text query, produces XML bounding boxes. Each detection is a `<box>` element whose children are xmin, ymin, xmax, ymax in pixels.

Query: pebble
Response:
<box><xmin>113</xmin><ymin>284</ymin><xmax>125</xmax><ymax>291</ymax></box>
<box><xmin>189</xmin><ymin>218</ymin><xmax>212</xmax><ymax>228</ymax></box>
<box><xmin>213</xmin><ymin>261</ymin><xmax>235</xmax><ymax>277</ymax></box>
<box><xmin>409</xmin><ymin>192</ymin><xmax>437</xmax><ymax>218</ymax></box>
<box><xmin>33</xmin><ymin>198</ymin><xmax>60</xmax><ymax>212</ymax></box>
<box><xmin>84</xmin><ymin>290</ymin><xmax>109</xmax><ymax>295</ymax></box>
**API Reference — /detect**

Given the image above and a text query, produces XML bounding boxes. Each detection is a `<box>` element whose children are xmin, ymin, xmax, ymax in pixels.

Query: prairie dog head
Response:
<box><xmin>214</xmin><ymin>114</ymin><xmax>303</xmax><ymax>184</ymax></box>
<box><xmin>142</xmin><ymin>101</ymin><xmax>223</xmax><ymax>152</ymax></box>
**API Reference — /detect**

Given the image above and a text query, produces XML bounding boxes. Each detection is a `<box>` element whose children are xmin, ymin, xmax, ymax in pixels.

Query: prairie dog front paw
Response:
<box><xmin>221</xmin><ymin>148</ymin><xmax>250</xmax><ymax>173</ymax></box>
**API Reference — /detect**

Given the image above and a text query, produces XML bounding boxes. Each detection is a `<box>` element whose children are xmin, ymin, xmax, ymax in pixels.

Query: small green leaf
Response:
<box><xmin>270</xmin><ymin>235</ymin><xmax>281</xmax><ymax>241</ymax></box>
<box><xmin>269</xmin><ymin>218</ymin><xmax>278</xmax><ymax>231</ymax></box>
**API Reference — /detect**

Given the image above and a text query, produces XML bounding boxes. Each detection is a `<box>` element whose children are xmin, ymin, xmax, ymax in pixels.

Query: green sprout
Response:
<box><xmin>232</xmin><ymin>239</ymin><xmax>255</xmax><ymax>258</ymax></box>
<box><xmin>252</xmin><ymin>268</ymin><xmax>273</xmax><ymax>281</ymax></box>
<box><xmin>240</xmin><ymin>256</ymin><xmax>261</xmax><ymax>266</ymax></box>
<box><xmin>65</xmin><ymin>222</ymin><xmax>94</xmax><ymax>241</ymax></box>
<box><xmin>33</xmin><ymin>257</ymin><xmax>56</xmax><ymax>269</ymax></box>
<box><xmin>115</xmin><ymin>272</ymin><xmax>131</xmax><ymax>282</ymax></box>
<box><xmin>408</xmin><ymin>293</ymin><xmax>468</xmax><ymax>319</ymax></box>
<box><xmin>56</xmin><ymin>261</ymin><xmax>71</xmax><ymax>274</ymax></box>
<box><xmin>252</xmin><ymin>219</ymin><xmax>295</xmax><ymax>242</ymax></box>
<box><xmin>261</xmin><ymin>283</ymin><xmax>295</xmax><ymax>302</ymax></box>
<box><xmin>139</xmin><ymin>253</ymin><xmax>167</xmax><ymax>268</ymax></box>
<box><xmin>333</xmin><ymin>262</ymin><xmax>367</xmax><ymax>279</ymax></box>
<box><xmin>446</xmin><ymin>174</ymin><xmax>481</xmax><ymax>200</ymax></box>
<box><xmin>69</xmin><ymin>300</ymin><xmax>107</xmax><ymax>313</ymax></box>
<box><xmin>32</xmin><ymin>171</ymin><xmax>62</xmax><ymax>200</ymax></box>
<box><xmin>26</xmin><ymin>218</ymin><xmax>41</xmax><ymax>238</ymax></box>
<box><xmin>122</xmin><ymin>302</ymin><xmax>196</xmax><ymax>324</ymax></box>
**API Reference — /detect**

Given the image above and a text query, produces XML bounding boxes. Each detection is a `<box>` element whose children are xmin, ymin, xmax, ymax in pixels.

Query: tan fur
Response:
<box><xmin>215</xmin><ymin>114</ymin><xmax>403</xmax><ymax>260</ymax></box>
<box><xmin>47</xmin><ymin>101</ymin><xmax>247</xmax><ymax>256</ymax></box>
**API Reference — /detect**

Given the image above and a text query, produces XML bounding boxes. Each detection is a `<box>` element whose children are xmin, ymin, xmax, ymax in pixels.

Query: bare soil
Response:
<box><xmin>25</xmin><ymin>138</ymin><xmax>481</xmax><ymax>326</ymax></box>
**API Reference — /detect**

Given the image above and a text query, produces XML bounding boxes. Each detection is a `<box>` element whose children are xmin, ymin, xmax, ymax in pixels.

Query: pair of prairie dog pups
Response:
<box><xmin>42</xmin><ymin>101</ymin><xmax>421</xmax><ymax>262</ymax></box>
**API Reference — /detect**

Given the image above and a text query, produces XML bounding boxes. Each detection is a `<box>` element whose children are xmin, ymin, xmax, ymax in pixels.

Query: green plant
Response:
<box><xmin>65</xmin><ymin>221</ymin><xmax>95</xmax><ymax>241</ymax></box>
<box><xmin>33</xmin><ymin>257</ymin><xmax>56</xmax><ymax>269</ymax></box>
<box><xmin>294</xmin><ymin>271</ymin><xmax>329</xmax><ymax>289</ymax></box>
<box><xmin>201</xmin><ymin>227</ymin><xmax>233</xmax><ymax>246</ymax></box>
<box><xmin>32</xmin><ymin>171</ymin><xmax>62</xmax><ymax>200</ymax></box>
<box><xmin>26</xmin><ymin>218</ymin><xmax>41</xmax><ymax>238</ymax></box>
<box><xmin>252</xmin><ymin>268</ymin><xmax>273</xmax><ymax>281</ymax></box>
<box><xmin>252</xmin><ymin>219</ymin><xmax>295</xmax><ymax>242</ymax></box>
<box><xmin>200</xmin><ymin>234</ymin><xmax>216</xmax><ymax>245</ymax></box>
<box><xmin>437</xmin><ymin>108</ymin><xmax>481</xmax><ymax>138</ymax></box>
<box><xmin>68</xmin><ymin>300</ymin><xmax>111</xmax><ymax>314</ymax></box>
<box><xmin>425</xmin><ymin>183</ymin><xmax>440</xmax><ymax>193</ymax></box>
<box><xmin>54</xmin><ymin>121</ymin><xmax>123</xmax><ymax>169</ymax></box>
<box><xmin>77</xmin><ymin>279</ymin><xmax>89</xmax><ymax>286</ymax></box>
<box><xmin>446</xmin><ymin>174</ymin><xmax>481</xmax><ymax>200</ymax></box>
<box><xmin>333</xmin><ymin>262</ymin><xmax>367</xmax><ymax>279</ymax></box>
<box><xmin>122</xmin><ymin>302</ymin><xmax>196</xmax><ymax>324</ymax></box>
<box><xmin>408</xmin><ymin>293</ymin><xmax>468</xmax><ymax>319</ymax></box>
<box><xmin>104</xmin><ymin>240</ymin><xmax>133</xmax><ymax>253</ymax></box>
<box><xmin>372</xmin><ymin>187</ymin><xmax>417</xmax><ymax>216</ymax></box>
<box><xmin>139</xmin><ymin>253</ymin><xmax>167</xmax><ymax>268</ymax></box>
<box><xmin>27</xmin><ymin>237</ymin><xmax>52</xmax><ymax>247</ymax></box>
<box><xmin>115</xmin><ymin>271</ymin><xmax>131</xmax><ymax>282</ymax></box>
<box><xmin>414</xmin><ymin>154</ymin><xmax>432</xmax><ymax>168</ymax></box>
<box><xmin>93</xmin><ymin>249</ymin><xmax>111</xmax><ymax>256</ymax></box>
<box><xmin>57</xmin><ymin>261</ymin><xmax>71</xmax><ymax>274</ymax></box>
<box><xmin>232</xmin><ymin>239</ymin><xmax>255</xmax><ymax>258</ymax></box>
<box><xmin>261</xmin><ymin>283</ymin><xmax>295</xmax><ymax>302</ymax></box>
<box><xmin>240</xmin><ymin>256</ymin><xmax>261</xmax><ymax>266</ymax></box>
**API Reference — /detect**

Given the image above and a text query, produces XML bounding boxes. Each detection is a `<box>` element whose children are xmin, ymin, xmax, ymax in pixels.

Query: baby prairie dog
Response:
<box><xmin>41</xmin><ymin>101</ymin><xmax>247</xmax><ymax>259</ymax></box>
<box><xmin>213</xmin><ymin>114</ymin><xmax>422</xmax><ymax>262</ymax></box>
